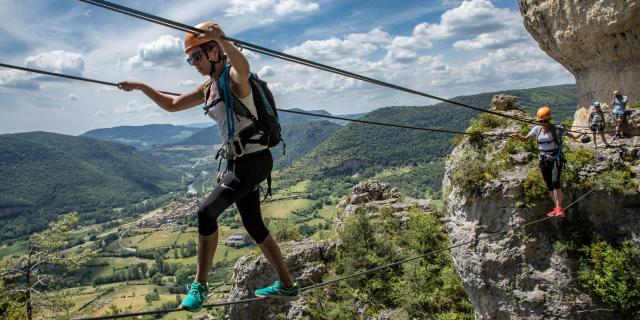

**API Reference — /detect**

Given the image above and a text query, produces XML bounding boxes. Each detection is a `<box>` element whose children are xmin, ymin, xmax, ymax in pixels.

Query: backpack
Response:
<box><xmin>588</xmin><ymin>111</ymin><xmax>604</xmax><ymax>130</ymax></box>
<box><xmin>203</xmin><ymin>64</ymin><xmax>284</xmax><ymax>150</ymax></box>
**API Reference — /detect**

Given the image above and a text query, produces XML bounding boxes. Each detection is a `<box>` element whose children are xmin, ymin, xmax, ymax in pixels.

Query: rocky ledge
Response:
<box><xmin>443</xmin><ymin>108</ymin><xmax>640</xmax><ymax>319</ymax></box>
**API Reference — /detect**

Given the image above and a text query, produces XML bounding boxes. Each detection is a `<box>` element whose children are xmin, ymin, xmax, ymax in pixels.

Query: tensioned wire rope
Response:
<box><xmin>79</xmin><ymin>0</ymin><xmax>624</xmax><ymax>138</ymax></box>
<box><xmin>76</xmin><ymin>0</ymin><xmax>546</xmax><ymax>129</ymax></box>
<box><xmin>74</xmin><ymin>187</ymin><xmax>597</xmax><ymax>320</ymax></box>
<box><xmin>0</xmin><ymin>62</ymin><xmax>484</xmax><ymax>136</ymax></box>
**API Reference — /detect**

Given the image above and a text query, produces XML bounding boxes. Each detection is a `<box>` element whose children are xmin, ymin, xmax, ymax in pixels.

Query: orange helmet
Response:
<box><xmin>536</xmin><ymin>106</ymin><xmax>551</xmax><ymax>121</ymax></box>
<box><xmin>184</xmin><ymin>22</ymin><xmax>217</xmax><ymax>53</ymax></box>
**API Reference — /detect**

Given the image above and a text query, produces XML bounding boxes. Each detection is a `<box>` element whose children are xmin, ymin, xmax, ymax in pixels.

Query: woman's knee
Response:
<box><xmin>243</xmin><ymin>218</ymin><xmax>269</xmax><ymax>244</ymax></box>
<box><xmin>197</xmin><ymin>208</ymin><xmax>219</xmax><ymax>236</ymax></box>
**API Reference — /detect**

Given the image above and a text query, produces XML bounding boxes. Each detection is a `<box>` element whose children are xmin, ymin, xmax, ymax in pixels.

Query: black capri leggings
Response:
<box><xmin>197</xmin><ymin>149</ymin><xmax>272</xmax><ymax>244</ymax></box>
<box><xmin>539</xmin><ymin>158</ymin><xmax>563</xmax><ymax>191</ymax></box>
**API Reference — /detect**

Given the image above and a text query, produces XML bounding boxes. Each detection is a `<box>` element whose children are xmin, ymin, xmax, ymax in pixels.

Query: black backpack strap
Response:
<box><xmin>549</xmin><ymin>124</ymin><xmax>559</xmax><ymax>146</ymax></box>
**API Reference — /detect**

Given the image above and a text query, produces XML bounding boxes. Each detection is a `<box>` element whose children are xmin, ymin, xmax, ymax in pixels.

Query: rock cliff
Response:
<box><xmin>518</xmin><ymin>0</ymin><xmax>640</xmax><ymax>128</ymax></box>
<box><xmin>443</xmin><ymin>107</ymin><xmax>640</xmax><ymax>319</ymax></box>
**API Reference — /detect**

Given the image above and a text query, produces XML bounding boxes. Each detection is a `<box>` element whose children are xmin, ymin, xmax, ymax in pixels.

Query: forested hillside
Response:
<box><xmin>278</xmin><ymin>84</ymin><xmax>577</xmax><ymax>197</ymax></box>
<box><xmin>272</xmin><ymin>120</ymin><xmax>341</xmax><ymax>169</ymax></box>
<box><xmin>0</xmin><ymin>132</ymin><xmax>180</xmax><ymax>241</ymax></box>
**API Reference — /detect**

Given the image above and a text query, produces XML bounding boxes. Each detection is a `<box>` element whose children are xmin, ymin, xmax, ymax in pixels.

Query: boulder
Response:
<box><xmin>226</xmin><ymin>240</ymin><xmax>338</xmax><ymax>320</ymax></box>
<box><xmin>490</xmin><ymin>94</ymin><xmax>519</xmax><ymax>111</ymax></box>
<box><xmin>338</xmin><ymin>180</ymin><xmax>431</xmax><ymax>225</ymax></box>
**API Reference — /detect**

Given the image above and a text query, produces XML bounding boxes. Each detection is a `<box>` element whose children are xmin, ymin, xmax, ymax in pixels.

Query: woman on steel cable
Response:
<box><xmin>118</xmin><ymin>22</ymin><xmax>297</xmax><ymax>312</ymax></box>
<box><xmin>511</xmin><ymin>106</ymin><xmax>582</xmax><ymax>218</ymax></box>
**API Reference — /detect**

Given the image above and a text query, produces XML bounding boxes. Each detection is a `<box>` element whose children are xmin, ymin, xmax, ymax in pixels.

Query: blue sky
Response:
<box><xmin>0</xmin><ymin>0</ymin><xmax>574</xmax><ymax>135</ymax></box>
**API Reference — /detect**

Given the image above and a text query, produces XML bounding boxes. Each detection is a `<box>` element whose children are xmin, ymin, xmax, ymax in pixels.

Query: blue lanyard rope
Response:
<box><xmin>218</xmin><ymin>64</ymin><xmax>235</xmax><ymax>140</ymax></box>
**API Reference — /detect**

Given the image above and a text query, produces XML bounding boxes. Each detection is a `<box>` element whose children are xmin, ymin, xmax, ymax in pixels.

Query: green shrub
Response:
<box><xmin>309</xmin><ymin>208</ymin><xmax>472</xmax><ymax>319</ymax></box>
<box><xmin>452</xmin><ymin>149</ymin><xmax>500</xmax><ymax>195</ymax></box>
<box><xmin>499</xmin><ymin>137</ymin><xmax>537</xmax><ymax>162</ymax></box>
<box><xmin>466</xmin><ymin>113</ymin><xmax>509</xmax><ymax>144</ymax></box>
<box><xmin>588</xmin><ymin>168</ymin><xmax>639</xmax><ymax>195</ymax></box>
<box><xmin>553</xmin><ymin>240</ymin><xmax>577</xmax><ymax>254</ymax></box>
<box><xmin>578</xmin><ymin>241</ymin><xmax>640</xmax><ymax>315</ymax></box>
<box><xmin>523</xmin><ymin>168</ymin><xmax>548</xmax><ymax>203</ymax></box>
<box><xmin>561</xmin><ymin>148</ymin><xmax>595</xmax><ymax>187</ymax></box>
<box><xmin>563</xmin><ymin>149</ymin><xmax>594</xmax><ymax>168</ymax></box>
<box><xmin>451</xmin><ymin>134</ymin><xmax>466</xmax><ymax>147</ymax></box>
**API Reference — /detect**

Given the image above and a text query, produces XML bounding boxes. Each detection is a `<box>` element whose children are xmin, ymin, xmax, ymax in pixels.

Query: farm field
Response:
<box><xmin>262</xmin><ymin>198</ymin><xmax>313</xmax><ymax>219</ymax></box>
<box><xmin>40</xmin><ymin>185</ymin><xmax>338</xmax><ymax>319</ymax></box>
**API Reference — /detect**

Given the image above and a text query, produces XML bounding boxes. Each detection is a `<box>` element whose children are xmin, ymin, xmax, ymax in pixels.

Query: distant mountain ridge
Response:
<box><xmin>81</xmin><ymin>124</ymin><xmax>201</xmax><ymax>150</ymax></box>
<box><xmin>81</xmin><ymin>109</ymin><xmax>369</xmax><ymax>149</ymax></box>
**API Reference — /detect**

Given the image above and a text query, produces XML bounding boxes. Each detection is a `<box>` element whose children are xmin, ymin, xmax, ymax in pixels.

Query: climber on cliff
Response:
<box><xmin>117</xmin><ymin>22</ymin><xmax>297</xmax><ymax>312</ymax></box>
<box><xmin>587</xmin><ymin>101</ymin><xmax>609</xmax><ymax>148</ymax></box>
<box><xmin>611</xmin><ymin>90</ymin><xmax>628</xmax><ymax>139</ymax></box>
<box><xmin>511</xmin><ymin>106</ymin><xmax>581</xmax><ymax>217</ymax></box>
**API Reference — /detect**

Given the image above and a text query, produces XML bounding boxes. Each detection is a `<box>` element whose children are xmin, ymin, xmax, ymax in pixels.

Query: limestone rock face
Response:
<box><xmin>443</xmin><ymin>112</ymin><xmax>640</xmax><ymax>319</ymax></box>
<box><xmin>226</xmin><ymin>240</ymin><xmax>338</xmax><ymax>320</ymax></box>
<box><xmin>339</xmin><ymin>180</ymin><xmax>432</xmax><ymax>226</ymax></box>
<box><xmin>518</xmin><ymin>0</ymin><xmax>640</xmax><ymax>128</ymax></box>
<box><xmin>490</xmin><ymin>94</ymin><xmax>519</xmax><ymax>111</ymax></box>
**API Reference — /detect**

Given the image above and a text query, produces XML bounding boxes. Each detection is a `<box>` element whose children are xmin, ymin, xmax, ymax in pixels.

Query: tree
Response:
<box><xmin>0</xmin><ymin>213</ymin><xmax>94</xmax><ymax>320</ymax></box>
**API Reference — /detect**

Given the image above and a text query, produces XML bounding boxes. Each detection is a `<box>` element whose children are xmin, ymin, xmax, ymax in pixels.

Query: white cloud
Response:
<box><xmin>430</xmin><ymin>42</ymin><xmax>571</xmax><ymax>88</ymax></box>
<box><xmin>118</xmin><ymin>35</ymin><xmax>183</xmax><ymax>71</ymax></box>
<box><xmin>258</xmin><ymin>66</ymin><xmax>275</xmax><ymax>78</ymax></box>
<box><xmin>413</xmin><ymin>0</ymin><xmax>520</xmax><ymax>41</ymax></box>
<box><xmin>1</xmin><ymin>51</ymin><xmax>85</xmax><ymax>90</ymax></box>
<box><xmin>225</xmin><ymin>0</ymin><xmax>318</xmax><ymax>17</ymax></box>
<box><xmin>25</xmin><ymin>50</ymin><xmax>85</xmax><ymax>77</ymax></box>
<box><xmin>274</xmin><ymin>0</ymin><xmax>319</xmax><ymax>16</ymax></box>
<box><xmin>225</xmin><ymin>0</ymin><xmax>273</xmax><ymax>17</ymax></box>
<box><xmin>96</xmin><ymin>87</ymin><xmax>117</xmax><ymax>93</ymax></box>
<box><xmin>0</xmin><ymin>70</ymin><xmax>41</xmax><ymax>90</ymax></box>
<box><xmin>385</xmin><ymin>35</ymin><xmax>433</xmax><ymax>64</ymax></box>
<box><xmin>244</xmin><ymin>50</ymin><xmax>261</xmax><ymax>62</ymax></box>
<box><xmin>114</xmin><ymin>100</ymin><xmax>156</xmax><ymax>114</ymax></box>
<box><xmin>453</xmin><ymin>30</ymin><xmax>528</xmax><ymax>50</ymax></box>
<box><xmin>93</xmin><ymin>110</ymin><xmax>106</xmax><ymax>117</ymax></box>
<box><xmin>68</xmin><ymin>94</ymin><xmax>79</xmax><ymax>101</ymax></box>
<box><xmin>270</xmin><ymin>74</ymin><xmax>358</xmax><ymax>96</ymax></box>
<box><xmin>284</xmin><ymin>28</ymin><xmax>391</xmax><ymax>62</ymax></box>
<box><xmin>180</xmin><ymin>79</ymin><xmax>198</xmax><ymax>86</ymax></box>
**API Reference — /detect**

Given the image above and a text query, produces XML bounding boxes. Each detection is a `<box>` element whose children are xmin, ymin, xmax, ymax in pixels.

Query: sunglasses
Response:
<box><xmin>186</xmin><ymin>50</ymin><xmax>204</xmax><ymax>65</ymax></box>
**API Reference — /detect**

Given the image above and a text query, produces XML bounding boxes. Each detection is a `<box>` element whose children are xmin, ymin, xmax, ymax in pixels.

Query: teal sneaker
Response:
<box><xmin>254</xmin><ymin>281</ymin><xmax>298</xmax><ymax>299</ymax></box>
<box><xmin>180</xmin><ymin>282</ymin><xmax>208</xmax><ymax>312</ymax></box>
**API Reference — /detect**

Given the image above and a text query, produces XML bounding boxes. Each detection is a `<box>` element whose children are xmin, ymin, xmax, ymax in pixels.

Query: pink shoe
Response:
<box><xmin>547</xmin><ymin>207</ymin><xmax>564</xmax><ymax>217</ymax></box>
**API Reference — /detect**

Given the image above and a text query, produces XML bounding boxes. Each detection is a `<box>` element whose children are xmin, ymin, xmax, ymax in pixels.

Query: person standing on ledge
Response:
<box><xmin>611</xmin><ymin>90</ymin><xmax>628</xmax><ymax>139</ymax></box>
<box><xmin>587</xmin><ymin>101</ymin><xmax>609</xmax><ymax>148</ymax></box>
<box><xmin>118</xmin><ymin>22</ymin><xmax>297</xmax><ymax>312</ymax></box>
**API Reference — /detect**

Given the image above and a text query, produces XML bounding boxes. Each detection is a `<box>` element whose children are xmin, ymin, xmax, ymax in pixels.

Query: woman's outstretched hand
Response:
<box><xmin>117</xmin><ymin>81</ymin><xmax>142</xmax><ymax>92</ymax></box>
